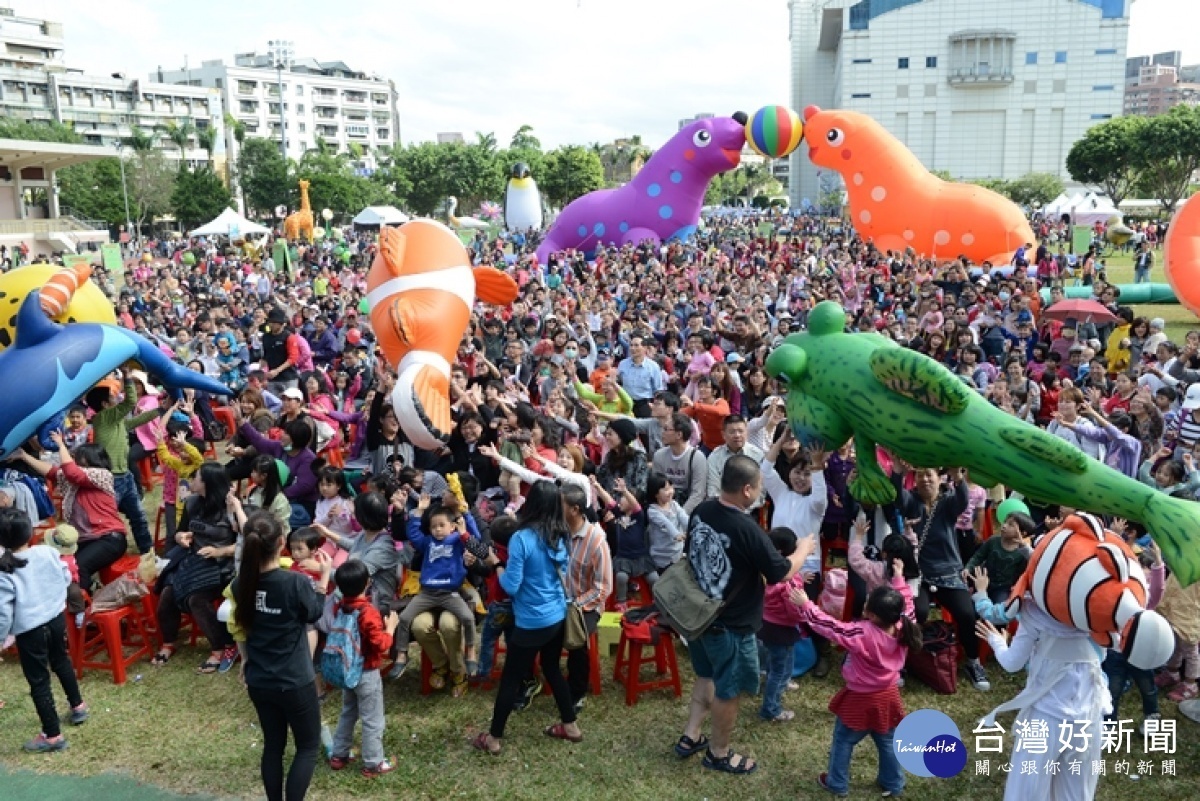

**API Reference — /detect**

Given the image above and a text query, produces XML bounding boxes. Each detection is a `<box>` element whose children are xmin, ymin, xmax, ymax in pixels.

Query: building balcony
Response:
<box><xmin>947</xmin><ymin>68</ymin><xmax>1014</xmax><ymax>88</ymax></box>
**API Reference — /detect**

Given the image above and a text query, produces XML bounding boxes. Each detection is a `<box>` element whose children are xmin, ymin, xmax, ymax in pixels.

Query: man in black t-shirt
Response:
<box><xmin>673</xmin><ymin>455</ymin><xmax>807</xmax><ymax>776</ymax></box>
<box><xmin>262</xmin><ymin>307</ymin><xmax>299</xmax><ymax>391</ymax></box>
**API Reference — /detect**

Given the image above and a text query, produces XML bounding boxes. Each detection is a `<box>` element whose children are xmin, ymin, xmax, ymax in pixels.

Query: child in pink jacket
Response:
<box><xmin>799</xmin><ymin>566</ymin><xmax>919</xmax><ymax>798</ymax></box>
<box><xmin>758</xmin><ymin>527</ymin><xmax>809</xmax><ymax>722</ymax></box>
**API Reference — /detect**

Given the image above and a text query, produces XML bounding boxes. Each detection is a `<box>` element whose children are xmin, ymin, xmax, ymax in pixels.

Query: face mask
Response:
<box><xmin>564</xmin><ymin>348</ymin><xmax>578</xmax><ymax>359</ymax></box>
<box><xmin>540</xmin><ymin>368</ymin><xmax>550</xmax><ymax>377</ymax></box>
<box><xmin>998</xmin><ymin>291</ymin><xmax>1011</xmax><ymax>303</ymax></box>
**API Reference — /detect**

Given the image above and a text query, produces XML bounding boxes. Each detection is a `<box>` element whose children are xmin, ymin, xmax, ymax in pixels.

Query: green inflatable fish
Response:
<box><xmin>765</xmin><ymin>300</ymin><xmax>1200</xmax><ymax>586</ymax></box>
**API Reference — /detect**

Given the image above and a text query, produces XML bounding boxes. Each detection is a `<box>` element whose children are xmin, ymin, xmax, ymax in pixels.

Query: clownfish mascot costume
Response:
<box><xmin>978</xmin><ymin>512</ymin><xmax>1174</xmax><ymax>801</ymax></box>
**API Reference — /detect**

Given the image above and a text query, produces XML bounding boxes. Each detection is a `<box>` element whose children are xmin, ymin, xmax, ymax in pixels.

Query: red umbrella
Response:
<box><xmin>1042</xmin><ymin>299</ymin><xmax>1118</xmax><ymax>325</ymax></box>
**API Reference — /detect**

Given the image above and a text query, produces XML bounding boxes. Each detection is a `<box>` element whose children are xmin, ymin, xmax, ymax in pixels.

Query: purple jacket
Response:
<box><xmin>238</xmin><ymin>422</ymin><xmax>318</xmax><ymax>505</ymax></box>
<box><xmin>823</xmin><ymin>451</ymin><xmax>856</xmax><ymax>525</ymax></box>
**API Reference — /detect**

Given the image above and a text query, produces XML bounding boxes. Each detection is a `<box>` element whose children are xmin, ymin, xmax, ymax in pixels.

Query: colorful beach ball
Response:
<box><xmin>745</xmin><ymin>105</ymin><xmax>804</xmax><ymax>159</ymax></box>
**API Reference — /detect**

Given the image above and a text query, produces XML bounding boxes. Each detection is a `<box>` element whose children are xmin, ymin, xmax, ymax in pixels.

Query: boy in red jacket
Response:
<box><xmin>328</xmin><ymin>560</ymin><xmax>398</xmax><ymax>778</ymax></box>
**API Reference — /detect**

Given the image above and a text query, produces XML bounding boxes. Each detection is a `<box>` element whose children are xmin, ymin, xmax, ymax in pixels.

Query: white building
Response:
<box><xmin>0</xmin><ymin>8</ymin><xmax>224</xmax><ymax>166</ymax></box>
<box><xmin>159</xmin><ymin>51</ymin><xmax>400</xmax><ymax>166</ymax></box>
<box><xmin>788</xmin><ymin>0</ymin><xmax>1131</xmax><ymax>207</ymax></box>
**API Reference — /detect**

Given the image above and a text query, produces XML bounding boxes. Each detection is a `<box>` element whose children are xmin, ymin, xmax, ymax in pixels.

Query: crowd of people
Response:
<box><xmin>0</xmin><ymin>207</ymin><xmax>1197</xmax><ymax>800</ymax></box>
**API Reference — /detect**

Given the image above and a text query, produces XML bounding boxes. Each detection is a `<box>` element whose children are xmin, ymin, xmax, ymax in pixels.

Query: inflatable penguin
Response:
<box><xmin>504</xmin><ymin>162</ymin><xmax>542</xmax><ymax>233</ymax></box>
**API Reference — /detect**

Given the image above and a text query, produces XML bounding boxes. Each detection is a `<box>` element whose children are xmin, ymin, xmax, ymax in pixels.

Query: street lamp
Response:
<box><xmin>115</xmin><ymin>140</ymin><xmax>132</xmax><ymax>246</ymax></box>
<box><xmin>268</xmin><ymin>39</ymin><xmax>294</xmax><ymax>159</ymax></box>
<box><xmin>321</xmin><ymin>207</ymin><xmax>333</xmax><ymax>236</ymax></box>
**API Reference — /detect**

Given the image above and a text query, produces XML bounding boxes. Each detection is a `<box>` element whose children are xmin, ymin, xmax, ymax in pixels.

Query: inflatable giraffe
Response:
<box><xmin>284</xmin><ymin>179</ymin><xmax>315</xmax><ymax>242</ymax></box>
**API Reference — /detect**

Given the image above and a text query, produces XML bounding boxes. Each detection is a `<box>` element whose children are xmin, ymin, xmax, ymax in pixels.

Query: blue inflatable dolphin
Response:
<box><xmin>0</xmin><ymin>289</ymin><xmax>231</xmax><ymax>457</ymax></box>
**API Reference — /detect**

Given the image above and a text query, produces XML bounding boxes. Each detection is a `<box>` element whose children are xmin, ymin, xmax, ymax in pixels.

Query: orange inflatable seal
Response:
<box><xmin>366</xmin><ymin>219</ymin><xmax>518</xmax><ymax>450</ymax></box>
<box><xmin>802</xmin><ymin>106</ymin><xmax>1035</xmax><ymax>265</ymax></box>
<box><xmin>1165</xmin><ymin>192</ymin><xmax>1200</xmax><ymax>318</ymax></box>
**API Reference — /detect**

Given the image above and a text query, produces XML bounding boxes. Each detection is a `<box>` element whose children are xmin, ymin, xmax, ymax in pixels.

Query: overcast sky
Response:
<box><xmin>19</xmin><ymin>0</ymin><xmax>1200</xmax><ymax>150</ymax></box>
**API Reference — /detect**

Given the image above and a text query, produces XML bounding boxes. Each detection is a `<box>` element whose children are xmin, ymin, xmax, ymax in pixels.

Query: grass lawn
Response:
<box><xmin>2</xmin><ymin>609</ymin><xmax>1198</xmax><ymax>800</ymax></box>
<box><xmin>1096</xmin><ymin>251</ymin><xmax>1198</xmax><ymax>345</ymax></box>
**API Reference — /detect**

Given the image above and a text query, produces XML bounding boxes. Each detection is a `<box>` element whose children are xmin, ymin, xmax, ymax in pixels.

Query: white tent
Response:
<box><xmin>353</xmin><ymin>206</ymin><xmax>409</xmax><ymax>227</ymax></box>
<box><xmin>1069</xmin><ymin>192</ymin><xmax>1120</xmax><ymax>226</ymax></box>
<box><xmin>1040</xmin><ymin>192</ymin><xmax>1071</xmax><ymax>217</ymax></box>
<box><xmin>189</xmin><ymin>207</ymin><xmax>271</xmax><ymax>238</ymax></box>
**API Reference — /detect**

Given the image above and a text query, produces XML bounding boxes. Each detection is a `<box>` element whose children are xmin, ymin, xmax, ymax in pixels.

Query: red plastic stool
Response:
<box><xmin>938</xmin><ymin>603</ymin><xmax>989</xmax><ymax>667</ymax></box>
<box><xmin>612</xmin><ymin>625</ymin><xmax>681</xmax><ymax>706</ymax></box>
<box><xmin>606</xmin><ymin>577</ymin><xmax>653</xmax><ymax>612</ymax></box>
<box><xmin>212</xmin><ymin>406</ymin><xmax>236</xmax><ymax>440</ymax></box>
<box><xmin>563</xmin><ymin>631</ymin><xmax>602</xmax><ymax>697</ymax></box>
<box><xmin>69</xmin><ymin>606</ymin><xmax>153</xmax><ymax>684</ymax></box>
<box><xmin>419</xmin><ymin>650</ymin><xmax>441</xmax><ymax>695</ymax></box>
<box><xmin>98</xmin><ymin>553</ymin><xmax>140</xmax><ymax>586</ymax></box>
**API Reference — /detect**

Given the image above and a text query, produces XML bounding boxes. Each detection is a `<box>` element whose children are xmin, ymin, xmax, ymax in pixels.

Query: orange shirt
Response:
<box><xmin>684</xmin><ymin>399</ymin><xmax>731</xmax><ymax>450</ymax></box>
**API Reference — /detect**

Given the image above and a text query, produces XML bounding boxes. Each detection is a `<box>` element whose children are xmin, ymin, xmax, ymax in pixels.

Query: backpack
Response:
<box><xmin>321</xmin><ymin>603</ymin><xmax>364</xmax><ymax>690</ymax></box>
<box><xmin>289</xmin><ymin>333</ymin><xmax>315</xmax><ymax>372</ymax></box>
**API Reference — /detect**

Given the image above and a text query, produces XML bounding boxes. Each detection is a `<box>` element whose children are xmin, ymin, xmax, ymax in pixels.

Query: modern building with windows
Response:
<box><xmin>158</xmin><ymin>51</ymin><xmax>400</xmax><ymax>166</ymax></box>
<box><xmin>788</xmin><ymin>0</ymin><xmax>1131</xmax><ymax>207</ymax></box>
<box><xmin>0</xmin><ymin>8</ymin><xmax>225</xmax><ymax>167</ymax></box>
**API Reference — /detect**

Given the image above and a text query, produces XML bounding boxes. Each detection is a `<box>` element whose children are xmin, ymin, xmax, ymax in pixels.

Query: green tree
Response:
<box><xmin>475</xmin><ymin>131</ymin><xmax>498</xmax><ymax>154</ymax></box>
<box><xmin>0</xmin><ymin>119</ymin><xmax>83</xmax><ymax>143</ymax></box>
<box><xmin>158</xmin><ymin>119</ymin><xmax>196</xmax><ymax>160</ymax></box>
<box><xmin>930</xmin><ymin>169</ymin><xmax>954</xmax><ymax>182</ymax></box>
<box><xmin>223</xmin><ymin>113</ymin><xmax>246</xmax><ymax>146</ymax></box>
<box><xmin>197</xmin><ymin>126</ymin><xmax>218</xmax><ymax>160</ymax></box>
<box><xmin>126</xmin><ymin>150</ymin><xmax>174</xmax><ymax>234</ymax></box>
<box><xmin>1004</xmin><ymin>172</ymin><xmax>1065</xmax><ymax>209</ymax></box>
<box><xmin>171</xmin><ymin>165</ymin><xmax>232</xmax><ymax>229</ymax></box>
<box><xmin>57</xmin><ymin>159</ymin><xmax>127</xmax><ymax>225</ymax></box>
<box><xmin>509</xmin><ymin>125</ymin><xmax>541</xmax><ymax>152</ymax></box>
<box><xmin>1066</xmin><ymin>115</ymin><xmax>1146</xmax><ymax>207</ymax></box>
<box><xmin>392</xmin><ymin>142</ymin><xmax>450</xmax><ymax>215</ymax></box>
<box><xmin>125</xmin><ymin>125</ymin><xmax>157</xmax><ymax>153</ymax></box>
<box><xmin>238</xmin><ymin>138</ymin><xmax>291</xmax><ymax>216</ymax></box>
<box><xmin>971</xmin><ymin>178</ymin><xmax>1010</xmax><ymax>195</ymax></box>
<box><xmin>1133</xmin><ymin>105</ymin><xmax>1200</xmax><ymax>214</ymax></box>
<box><xmin>443</xmin><ymin>141</ymin><xmax>505</xmax><ymax>211</ymax></box>
<box><xmin>540</xmin><ymin>145</ymin><xmax>604</xmax><ymax>207</ymax></box>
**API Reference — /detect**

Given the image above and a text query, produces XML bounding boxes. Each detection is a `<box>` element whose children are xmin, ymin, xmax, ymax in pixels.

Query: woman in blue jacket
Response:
<box><xmin>473</xmin><ymin>482</ymin><xmax>581</xmax><ymax>754</ymax></box>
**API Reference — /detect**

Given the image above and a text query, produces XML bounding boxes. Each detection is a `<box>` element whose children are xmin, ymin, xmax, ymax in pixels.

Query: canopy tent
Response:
<box><xmin>1068</xmin><ymin>192</ymin><xmax>1120</xmax><ymax>226</ymax></box>
<box><xmin>353</xmin><ymin>206</ymin><xmax>409</xmax><ymax>227</ymax></box>
<box><xmin>1040</xmin><ymin>192</ymin><xmax>1072</xmax><ymax>217</ymax></box>
<box><xmin>189</xmin><ymin>207</ymin><xmax>271</xmax><ymax>238</ymax></box>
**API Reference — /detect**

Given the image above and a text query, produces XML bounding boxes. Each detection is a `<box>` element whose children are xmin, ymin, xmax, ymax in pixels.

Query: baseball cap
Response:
<box><xmin>282</xmin><ymin>387</ymin><xmax>304</xmax><ymax>401</ymax></box>
<box><xmin>726</xmin><ymin>353</ymin><xmax>745</xmax><ymax>364</ymax></box>
<box><xmin>596</xmin><ymin>348</ymin><xmax>611</xmax><ymax>359</ymax></box>
<box><xmin>1150</xmin><ymin>317</ymin><xmax>1165</xmax><ymax>330</ymax></box>
<box><xmin>1184</xmin><ymin>383</ymin><xmax>1200</xmax><ymax>411</ymax></box>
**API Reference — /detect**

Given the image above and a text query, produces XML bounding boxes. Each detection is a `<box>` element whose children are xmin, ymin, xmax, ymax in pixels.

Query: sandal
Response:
<box><xmin>471</xmin><ymin>732</ymin><xmax>501</xmax><ymax>756</ymax></box>
<box><xmin>674</xmin><ymin>733</ymin><xmax>709</xmax><ymax>758</ymax></box>
<box><xmin>544</xmin><ymin>723</ymin><xmax>583</xmax><ymax>743</ymax></box>
<box><xmin>702</xmin><ymin>748</ymin><xmax>758</xmax><ymax>775</ymax></box>
<box><xmin>451</xmin><ymin>674</ymin><xmax>468</xmax><ymax>698</ymax></box>
<box><xmin>196</xmin><ymin>657</ymin><xmax>221</xmax><ymax>675</ymax></box>
<box><xmin>1168</xmin><ymin>682</ymin><xmax>1199</xmax><ymax>703</ymax></box>
<box><xmin>150</xmin><ymin>648</ymin><xmax>174</xmax><ymax>667</ymax></box>
<box><xmin>429</xmin><ymin>669</ymin><xmax>447</xmax><ymax>691</ymax></box>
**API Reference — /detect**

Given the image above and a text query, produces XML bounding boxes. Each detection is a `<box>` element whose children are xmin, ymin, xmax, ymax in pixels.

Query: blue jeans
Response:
<box><xmin>1103</xmin><ymin>650</ymin><xmax>1158</xmax><ymax>717</ymax></box>
<box><xmin>826</xmin><ymin>718</ymin><xmax>904</xmax><ymax>796</ymax></box>
<box><xmin>1135</xmin><ymin>266</ymin><xmax>1150</xmax><ymax>284</ymax></box>
<box><xmin>476</xmin><ymin>601</ymin><xmax>513</xmax><ymax>678</ymax></box>
<box><xmin>758</xmin><ymin>641</ymin><xmax>794</xmax><ymax>720</ymax></box>
<box><xmin>113</xmin><ymin>471</ymin><xmax>152</xmax><ymax>554</ymax></box>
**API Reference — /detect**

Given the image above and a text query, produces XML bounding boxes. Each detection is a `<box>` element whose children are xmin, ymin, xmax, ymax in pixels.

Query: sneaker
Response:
<box><xmin>1139</xmin><ymin>713</ymin><xmax>1162</xmax><ymax>735</ymax></box>
<box><xmin>218</xmin><ymin>645</ymin><xmax>239</xmax><ymax>673</ymax></box>
<box><xmin>387</xmin><ymin>660</ymin><xmax>409</xmax><ymax>681</ymax></box>
<box><xmin>817</xmin><ymin>772</ymin><xmax>848</xmax><ymax>797</ymax></box>
<box><xmin>1167</xmin><ymin>681</ymin><xmax>1199</xmax><ymax>703</ymax></box>
<box><xmin>68</xmin><ymin>703</ymin><xmax>89</xmax><ymax>726</ymax></box>
<box><xmin>328</xmin><ymin>753</ymin><xmax>356</xmax><ymax>771</ymax></box>
<box><xmin>23</xmin><ymin>733</ymin><xmax>68</xmax><ymax>753</ymax></box>
<box><xmin>787</xmin><ymin>680</ymin><xmax>800</xmax><ymax>691</ymax></box>
<box><xmin>572</xmin><ymin>697</ymin><xmax>586</xmax><ymax>716</ymax></box>
<box><xmin>615</xmin><ymin>602</ymin><xmax>629</xmax><ymax>614</ymax></box>
<box><xmin>965</xmin><ymin>660</ymin><xmax>991</xmax><ymax>692</ymax></box>
<box><xmin>361</xmin><ymin>757</ymin><xmax>395</xmax><ymax>778</ymax></box>
<box><xmin>513</xmin><ymin>677</ymin><xmax>542</xmax><ymax>712</ymax></box>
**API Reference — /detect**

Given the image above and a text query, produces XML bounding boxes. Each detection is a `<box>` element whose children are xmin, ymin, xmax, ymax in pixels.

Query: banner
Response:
<box><xmin>272</xmin><ymin>241</ymin><xmax>290</xmax><ymax>277</ymax></box>
<box><xmin>63</xmin><ymin>253</ymin><xmax>94</xmax><ymax>272</ymax></box>
<box><xmin>1072</xmin><ymin>225</ymin><xmax>1092</xmax><ymax>256</ymax></box>
<box><xmin>100</xmin><ymin>243</ymin><xmax>124</xmax><ymax>274</ymax></box>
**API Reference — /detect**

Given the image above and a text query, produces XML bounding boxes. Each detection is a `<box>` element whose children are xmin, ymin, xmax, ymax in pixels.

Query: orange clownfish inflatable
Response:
<box><xmin>1004</xmin><ymin>513</ymin><xmax>1174</xmax><ymax>670</ymax></box>
<box><xmin>1164</xmin><ymin>192</ymin><xmax>1200</xmax><ymax>318</ymax></box>
<box><xmin>802</xmin><ymin>106</ymin><xmax>1035</xmax><ymax>265</ymax></box>
<box><xmin>367</xmin><ymin>220</ymin><xmax>518</xmax><ymax>450</ymax></box>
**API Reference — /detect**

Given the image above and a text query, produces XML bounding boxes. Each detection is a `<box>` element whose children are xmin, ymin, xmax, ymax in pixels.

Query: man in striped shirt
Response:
<box><xmin>561</xmin><ymin>484</ymin><xmax>614</xmax><ymax>713</ymax></box>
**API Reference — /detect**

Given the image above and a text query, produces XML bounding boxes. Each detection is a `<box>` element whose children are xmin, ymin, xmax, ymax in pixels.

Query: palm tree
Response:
<box><xmin>223</xmin><ymin>112</ymin><xmax>246</xmax><ymax>146</ymax></box>
<box><xmin>158</xmin><ymin>119</ymin><xmax>196</xmax><ymax>157</ymax></box>
<box><xmin>125</xmin><ymin>125</ymin><xmax>157</xmax><ymax>153</ymax></box>
<box><xmin>197</xmin><ymin>127</ymin><xmax>217</xmax><ymax>160</ymax></box>
<box><xmin>475</xmin><ymin>131</ymin><xmax>497</xmax><ymax>153</ymax></box>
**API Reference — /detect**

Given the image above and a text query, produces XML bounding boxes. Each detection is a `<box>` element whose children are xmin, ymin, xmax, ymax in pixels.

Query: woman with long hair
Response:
<box><xmin>246</xmin><ymin>454</ymin><xmax>292</xmax><ymax>532</ymax></box>
<box><xmin>151</xmin><ymin>461</ymin><xmax>239</xmax><ymax>674</ymax></box>
<box><xmin>474</xmin><ymin>482</ymin><xmax>580</xmax><ymax>755</ymax></box>
<box><xmin>232</xmin><ymin>511</ymin><xmax>330</xmax><ymax>801</ymax></box>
